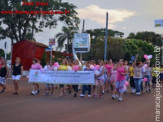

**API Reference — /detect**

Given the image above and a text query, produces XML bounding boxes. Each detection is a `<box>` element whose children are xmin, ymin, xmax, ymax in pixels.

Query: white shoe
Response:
<box><xmin>116</xmin><ymin>94</ymin><xmax>119</xmax><ymax>98</ymax></box>
<box><xmin>31</xmin><ymin>91</ymin><xmax>37</xmax><ymax>95</ymax></box>
<box><xmin>80</xmin><ymin>94</ymin><xmax>85</xmax><ymax>97</ymax></box>
<box><xmin>112</xmin><ymin>95</ymin><xmax>116</xmax><ymax>99</ymax></box>
<box><xmin>136</xmin><ymin>92</ymin><xmax>141</xmax><ymax>95</ymax></box>
<box><xmin>131</xmin><ymin>88</ymin><xmax>136</xmax><ymax>94</ymax></box>
<box><xmin>88</xmin><ymin>95</ymin><xmax>91</xmax><ymax>98</ymax></box>
<box><xmin>118</xmin><ymin>96</ymin><xmax>123</xmax><ymax>101</ymax></box>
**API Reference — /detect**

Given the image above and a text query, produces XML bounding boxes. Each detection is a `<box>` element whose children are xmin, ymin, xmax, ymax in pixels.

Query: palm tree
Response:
<box><xmin>55</xmin><ymin>26</ymin><xmax>78</xmax><ymax>53</ymax></box>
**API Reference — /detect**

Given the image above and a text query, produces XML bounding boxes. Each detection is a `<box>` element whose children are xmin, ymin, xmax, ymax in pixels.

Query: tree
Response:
<box><xmin>55</xmin><ymin>26</ymin><xmax>78</xmax><ymax>53</ymax></box>
<box><xmin>127</xmin><ymin>31</ymin><xmax>162</xmax><ymax>46</ymax></box>
<box><xmin>0</xmin><ymin>49</ymin><xmax>5</xmax><ymax>57</ymax></box>
<box><xmin>0</xmin><ymin>0</ymin><xmax>80</xmax><ymax>44</ymax></box>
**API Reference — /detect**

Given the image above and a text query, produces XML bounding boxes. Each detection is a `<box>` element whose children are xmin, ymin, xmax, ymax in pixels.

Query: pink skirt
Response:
<box><xmin>110</xmin><ymin>75</ymin><xmax>117</xmax><ymax>82</ymax></box>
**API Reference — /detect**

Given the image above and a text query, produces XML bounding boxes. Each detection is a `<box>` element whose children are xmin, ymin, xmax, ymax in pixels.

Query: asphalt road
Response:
<box><xmin>0</xmin><ymin>78</ymin><xmax>162</xmax><ymax>122</ymax></box>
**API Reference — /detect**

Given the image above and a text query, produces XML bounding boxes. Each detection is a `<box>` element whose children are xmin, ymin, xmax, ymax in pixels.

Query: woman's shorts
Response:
<box><xmin>115</xmin><ymin>80</ymin><xmax>125</xmax><ymax>93</ymax></box>
<box><xmin>12</xmin><ymin>75</ymin><xmax>21</xmax><ymax>81</ymax></box>
<box><xmin>0</xmin><ymin>77</ymin><xmax>6</xmax><ymax>85</ymax></box>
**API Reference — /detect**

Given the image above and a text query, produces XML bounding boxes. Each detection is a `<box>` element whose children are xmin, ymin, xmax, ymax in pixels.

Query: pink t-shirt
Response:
<box><xmin>117</xmin><ymin>66</ymin><xmax>126</xmax><ymax>81</ymax></box>
<box><xmin>106</xmin><ymin>64</ymin><xmax>114</xmax><ymax>74</ymax></box>
<box><xmin>31</xmin><ymin>63</ymin><xmax>42</xmax><ymax>70</ymax></box>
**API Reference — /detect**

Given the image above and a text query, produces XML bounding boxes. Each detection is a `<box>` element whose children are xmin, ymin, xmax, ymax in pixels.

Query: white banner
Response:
<box><xmin>28</xmin><ymin>70</ymin><xmax>95</xmax><ymax>85</ymax></box>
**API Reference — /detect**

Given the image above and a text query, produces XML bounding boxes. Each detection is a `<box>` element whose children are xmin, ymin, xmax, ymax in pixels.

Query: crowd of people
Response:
<box><xmin>0</xmin><ymin>55</ymin><xmax>163</xmax><ymax>102</ymax></box>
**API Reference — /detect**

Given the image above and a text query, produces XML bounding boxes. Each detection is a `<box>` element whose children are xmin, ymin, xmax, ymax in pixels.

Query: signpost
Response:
<box><xmin>49</xmin><ymin>39</ymin><xmax>55</xmax><ymax>60</ymax></box>
<box><xmin>154</xmin><ymin>19</ymin><xmax>163</xmax><ymax>27</ymax></box>
<box><xmin>73</xmin><ymin>33</ymin><xmax>91</xmax><ymax>53</ymax></box>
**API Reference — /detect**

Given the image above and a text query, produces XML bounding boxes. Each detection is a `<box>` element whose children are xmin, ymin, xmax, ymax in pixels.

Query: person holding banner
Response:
<box><xmin>0</xmin><ymin>60</ymin><xmax>9</xmax><ymax>94</ymax></box>
<box><xmin>44</xmin><ymin>61</ymin><xmax>55</xmax><ymax>95</ymax></box>
<box><xmin>72</xmin><ymin>60</ymin><xmax>81</xmax><ymax>97</ymax></box>
<box><xmin>94</xmin><ymin>60</ymin><xmax>105</xmax><ymax>99</ymax></box>
<box><xmin>11</xmin><ymin>57</ymin><xmax>23</xmax><ymax>95</ymax></box>
<box><xmin>80</xmin><ymin>61</ymin><xmax>92</xmax><ymax>98</ymax></box>
<box><xmin>58</xmin><ymin>59</ymin><xmax>68</xmax><ymax>96</ymax></box>
<box><xmin>31</xmin><ymin>58</ymin><xmax>42</xmax><ymax>95</ymax></box>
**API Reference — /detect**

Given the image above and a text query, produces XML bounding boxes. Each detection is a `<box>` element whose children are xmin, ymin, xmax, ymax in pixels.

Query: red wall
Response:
<box><xmin>12</xmin><ymin>41</ymin><xmax>46</xmax><ymax>70</ymax></box>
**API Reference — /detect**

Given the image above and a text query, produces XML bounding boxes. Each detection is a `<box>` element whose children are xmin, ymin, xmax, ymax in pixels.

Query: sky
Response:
<box><xmin>0</xmin><ymin>0</ymin><xmax>163</xmax><ymax>53</ymax></box>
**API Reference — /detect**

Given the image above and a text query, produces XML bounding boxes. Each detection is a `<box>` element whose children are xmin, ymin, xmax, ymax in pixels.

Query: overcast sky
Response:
<box><xmin>0</xmin><ymin>0</ymin><xmax>163</xmax><ymax>53</ymax></box>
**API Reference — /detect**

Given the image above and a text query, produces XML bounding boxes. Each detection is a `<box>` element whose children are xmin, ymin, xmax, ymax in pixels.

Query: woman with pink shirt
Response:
<box><xmin>115</xmin><ymin>59</ymin><xmax>127</xmax><ymax>101</ymax></box>
<box><xmin>31</xmin><ymin>58</ymin><xmax>42</xmax><ymax>95</ymax></box>
<box><xmin>110</xmin><ymin>63</ymin><xmax>118</xmax><ymax>99</ymax></box>
<box><xmin>105</xmin><ymin>59</ymin><xmax>114</xmax><ymax>92</ymax></box>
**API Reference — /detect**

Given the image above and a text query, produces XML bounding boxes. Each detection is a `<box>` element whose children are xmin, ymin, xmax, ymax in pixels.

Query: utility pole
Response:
<box><xmin>104</xmin><ymin>12</ymin><xmax>109</xmax><ymax>61</ymax></box>
<box><xmin>80</xmin><ymin>20</ymin><xmax>85</xmax><ymax>61</ymax></box>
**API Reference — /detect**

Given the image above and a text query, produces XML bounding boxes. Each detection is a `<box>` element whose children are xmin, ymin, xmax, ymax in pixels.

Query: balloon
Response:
<box><xmin>54</xmin><ymin>62</ymin><xmax>59</xmax><ymax>67</ymax></box>
<box><xmin>143</xmin><ymin>78</ymin><xmax>148</xmax><ymax>82</ymax></box>
<box><xmin>90</xmin><ymin>65</ymin><xmax>94</xmax><ymax>70</ymax></box>
<box><xmin>95</xmin><ymin>65</ymin><xmax>100</xmax><ymax>70</ymax></box>
<box><xmin>94</xmin><ymin>70</ymin><xmax>100</xmax><ymax>75</ymax></box>
<box><xmin>54</xmin><ymin>67</ymin><xmax>58</xmax><ymax>71</ymax></box>
<box><xmin>123</xmin><ymin>85</ymin><xmax>127</xmax><ymax>92</ymax></box>
<box><xmin>73</xmin><ymin>65</ymin><xmax>79</xmax><ymax>71</ymax></box>
<box><xmin>68</xmin><ymin>66</ymin><xmax>72</xmax><ymax>71</ymax></box>
<box><xmin>125</xmin><ymin>81</ymin><xmax>129</xmax><ymax>86</ymax></box>
<box><xmin>144</xmin><ymin>54</ymin><xmax>148</xmax><ymax>59</ymax></box>
<box><xmin>147</xmin><ymin>55</ymin><xmax>152</xmax><ymax>59</ymax></box>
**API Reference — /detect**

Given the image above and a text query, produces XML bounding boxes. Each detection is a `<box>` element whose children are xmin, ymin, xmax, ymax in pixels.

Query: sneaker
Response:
<box><xmin>43</xmin><ymin>92</ymin><xmax>49</xmax><ymax>96</ymax></box>
<box><xmin>37</xmin><ymin>89</ymin><xmax>40</xmax><ymax>94</ymax></box>
<box><xmin>99</xmin><ymin>94</ymin><xmax>102</xmax><ymax>99</ymax></box>
<box><xmin>13</xmin><ymin>92</ymin><xmax>18</xmax><ymax>95</ymax></box>
<box><xmin>149</xmin><ymin>89</ymin><xmax>151</xmax><ymax>92</ymax></box>
<box><xmin>92</xmin><ymin>94</ymin><xmax>97</xmax><ymax>99</ymax></box>
<box><xmin>31</xmin><ymin>91</ymin><xmax>37</xmax><ymax>95</ymax></box>
<box><xmin>118</xmin><ymin>96</ymin><xmax>122</xmax><ymax>101</ymax></box>
<box><xmin>80</xmin><ymin>94</ymin><xmax>85</xmax><ymax>97</ymax></box>
<box><xmin>102</xmin><ymin>90</ymin><xmax>105</xmax><ymax>95</ymax></box>
<box><xmin>88</xmin><ymin>95</ymin><xmax>91</xmax><ymax>98</ymax></box>
<box><xmin>136</xmin><ymin>92</ymin><xmax>141</xmax><ymax>95</ymax></box>
<box><xmin>145</xmin><ymin>89</ymin><xmax>149</xmax><ymax>93</ymax></box>
<box><xmin>0</xmin><ymin>90</ymin><xmax>5</xmax><ymax>94</ymax></box>
<box><xmin>112</xmin><ymin>95</ymin><xmax>116</xmax><ymax>99</ymax></box>
<box><xmin>50</xmin><ymin>93</ymin><xmax>54</xmax><ymax>96</ymax></box>
<box><xmin>73</xmin><ymin>93</ymin><xmax>77</xmax><ymax>97</ymax></box>
<box><xmin>131</xmin><ymin>88</ymin><xmax>136</xmax><ymax>94</ymax></box>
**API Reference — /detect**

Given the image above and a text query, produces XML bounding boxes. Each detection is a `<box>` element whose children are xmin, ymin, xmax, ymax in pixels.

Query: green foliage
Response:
<box><xmin>52</xmin><ymin>52</ymin><xmax>64</xmax><ymax>64</ymax></box>
<box><xmin>0</xmin><ymin>48</ymin><xmax>5</xmax><ymax>57</ymax></box>
<box><xmin>41</xmin><ymin>51</ymin><xmax>47</xmax><ymax>67</ymax></box>
<box><xmin>83</xmin><ymin>29</ymin><xmax>156</xmax><ymax>65</ymax></box>
<box><xmin>55</xmin><ymin>26</ymin><xmax>78</xmax><ymax>53</ymax></box>
<box><xmin>127</xmin><ymin>31</ymin><xmax>162</xmax><ymax>46</ymax></box>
